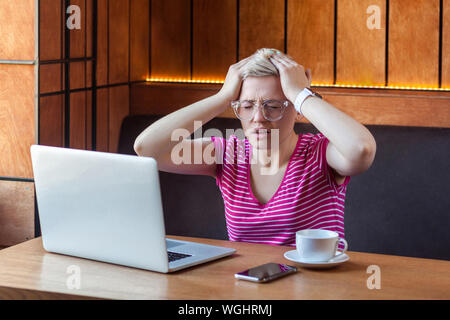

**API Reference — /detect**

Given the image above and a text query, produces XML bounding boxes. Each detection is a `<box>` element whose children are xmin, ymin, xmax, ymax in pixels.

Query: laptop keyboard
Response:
<box><xmin>168</xmin><ymin>251</ymin><xmax>192</xmax><ymax>263</ymax></box>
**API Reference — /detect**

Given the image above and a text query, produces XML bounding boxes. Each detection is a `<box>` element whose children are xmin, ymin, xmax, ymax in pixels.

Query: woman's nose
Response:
<box><xmin>252</xmin><ymin>104</ymin><xmax>266</xmax><ymax>122</ymax></box>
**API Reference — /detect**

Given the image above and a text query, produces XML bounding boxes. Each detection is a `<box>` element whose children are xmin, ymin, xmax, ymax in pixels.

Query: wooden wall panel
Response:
<box><xmin>151</xmin><ymin>0</ymin><xmax>191</xmax><ymax>79</ymax></box>
<box><xmin>40</xmin><ymin>64</ymin><xmax>63</xmax><ymax>94</ymax></box>
<box><xmin>97</xmin><ymin>0</ymin><xmax>108</xmax><ymax>86</ymax></box>
<box><xmin>69</xmin><ymin>92</ymin><xmax>87</xmax><ymax>150</ymax></box>
<box><xmin>130</xmin><ymin>83</ymin><xmax>450</xmax><ymax>128</ymax></box>
<box><xmin>337</xmin><ymin>0</ymin><xmax>386</xmax><ymax>86</ymax></box>
<box><xmin>109</xmin><ymin>86</ymin><xmax>129</xmax><ymax>153</ymax></box>
<box><xmin>0</xmin><ymin>0</ymin><xmax>35</xmax><ymax>60</ymax></box>
<box><xmin>130</xmin><ymin>0</ymin><xmax>150</xmax><ymax>82</ymax></box>
<box><xmin>443</xmin><ymin>0</ymin><xmax>450</xmax><ymax>88</ymax></box>
<box><xmin>69</xmin><ymin>0</ymin><xmax>86</xmax><ymax>59</ymax></box>
<box><xmin>239</xmin><ymin>0</ymin><xmax>285</xmax><ymax>59</ymax></box>
<box><xmin>388</xmin><ymin>0</ymin><xmax>440</xmax><ymax>88</ymax></box>
<box><xmin>0</xmin><ymin>181</ymin><xmax>34</xmax><ymax>247</ymax></box>
<box><xmin>85</xmin><ymin>90</ymin><xmax>93</xmax><ymax>150</ymax></box>
<box><xmin>86</xmin><ymin>0</ymin><xmax>93</xmax><ymax>58</ymax></box>
<box><xmin>96</xmin><ymin>88</ymin><xmax>109</xmax><ymax>152</ymax></box>
<box><xmin>321</xmin><ymin>88</ymin><xmax>450</xmax><ymax>127</ymax></box>
<box><xmin>0</xmin><ymin>65</ymin><xmax>35</xmax><ymax>178</ymax></box>
<box><xmin>192</xmin><ymin>0</ymin><xmax>237</xmax><ymax>80</ymax></box>
<box><xmin>69</xmin><ymin>61</ymin><xmax>85</xmax><ymax>90</ymax></box>
<box><xmin>287</xmin><ymin>0</ymin><xmax>335</xmax><ymax>85</ymax></box>
<box><xmin>39</xmin><ymin>0</ymin><xmax>62</xmax><ymax>61</ymax></box>
<box><xmin>109</xmin><ymin>0</ymin><xmax>130</xmax><ymax>84</ymax></box>
<box><xmin>39</xmin><ymin>95</ymin><xmax>64</xmax><ymax>147</ymax></box>
<box><xmin>86</xmin><ymin>60</ymin><xmax>93</xmax><ymax>87</ymax></box>
<box><xmin>130</xmin><ymin>83</ymin><xmax>219</xmax><ymax>116</ymax></box>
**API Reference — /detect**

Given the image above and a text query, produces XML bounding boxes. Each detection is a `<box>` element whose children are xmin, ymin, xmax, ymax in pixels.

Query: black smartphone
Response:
<box><xmin>234</xmin><ymin>263</ymin><xmax>297</xmax><ymax>283</ymax></box>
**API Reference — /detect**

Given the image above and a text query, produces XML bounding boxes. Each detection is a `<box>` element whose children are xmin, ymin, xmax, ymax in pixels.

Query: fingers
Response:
<box><xmin>306</xmin><ymin>68</ymin><xmax>312</xmax><ymax>81</ymax></box>
<box><xmin>270</xmin><ymin>54</ymin><xmax>305</xmax><ymax>75</ymax></box>
<box><xmin>236</xmin><ymin>56</ymin><xmax>252</xmax><ymax>67</ymax></box>
<box><xmin>270</xmin><ymin>53</ymin><xmax>310</xmax><ymax>80</ymax></box>
<box><xmin>272</xmin><ymin>52</ymin><xmax>299</xmax><ymax>67</ymax></box>
<box><xmin>270</xmin><ymin>54</ymin><xmax>291</xmax><ymax>68</ymax></box>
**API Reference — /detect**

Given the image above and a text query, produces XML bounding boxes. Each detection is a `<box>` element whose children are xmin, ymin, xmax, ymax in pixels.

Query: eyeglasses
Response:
<box><xmin>231</xmin><ymin>99</ymin><xmax>291</xmax><ymax>121</ymax></box>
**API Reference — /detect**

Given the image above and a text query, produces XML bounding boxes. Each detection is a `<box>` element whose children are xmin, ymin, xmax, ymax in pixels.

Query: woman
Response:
<box><xmin>134</xmin><ymin>48</ymin><xmax>376</xmax><ymax>248</ymax></box>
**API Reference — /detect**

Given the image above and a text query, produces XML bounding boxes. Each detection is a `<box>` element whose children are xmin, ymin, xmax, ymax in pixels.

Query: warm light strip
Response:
<box><xmin>146</xmin><ymin>78</ymin><xmax>450</xmax><ymax>91</ymax></box>
<box><xmin>147</xmin><ymin>78</ymin><xmax>224</xmax><ymax>84</ymax></box>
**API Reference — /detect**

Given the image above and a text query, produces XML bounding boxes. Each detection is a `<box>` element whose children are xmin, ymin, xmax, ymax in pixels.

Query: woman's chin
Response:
<box><xmin>248</xmin><ymin>135</ymin><xmax>272</xmax><ymax>149</ymax></box>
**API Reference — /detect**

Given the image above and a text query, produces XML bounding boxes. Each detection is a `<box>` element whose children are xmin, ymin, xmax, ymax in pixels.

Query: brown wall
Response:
<box><xmin>37</xmin><ymin>0</ymin><xmax>450</xmax><ymax>152</ymax></box>
<box><xmin>0</xmin><ymin>0</ymin><xmax>37</xmax><ymax>246</ymax></box>
<box><xmin>0</xmin><ymin>0</ymin><xmax>36</xmax><ymax>178</ymax></box>
<box><xmin>149</xmin><ymin>0</ymin><xmax>449</xmax><ymax>89</ymax></box>
<box><xmin>140</xmin><ymin>0</ymin><xmax>450</xmax><ymax>128</ymax></box>
<box><xmin>39</xmin><ymin>0</ymin><xmax>149</xmax><ymax>153</ymax></box>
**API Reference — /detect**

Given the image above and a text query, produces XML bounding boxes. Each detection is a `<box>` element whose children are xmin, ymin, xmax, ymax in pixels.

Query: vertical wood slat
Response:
<box><xmin>130</xmin><ymin>0</ymin><xmax>150</xmax><ymax>82</ymax></box>
<box><xmin>69</xmin><ymin>0</ymin><xmax>86</xmax><ymax>58</ymax></box>
<box><xmin>442</xmin><ymin>0</ymin><xmax>450</xmax><ymax>88</ymax></box>
<box><xmin>337</xmin><ymin>0</ymin><xmax>386</xmax><ymax>86</ymax></box>
<box><xmin>238</xmin><ymin>0</ymin><xmax>285</xmax><ymax>60</ymax></box>
<box><xmin>69</xmin><ymin>61</ymin><xmax>85</xmax><ymax>89</ymax></box>
<box><xmin>69</xmin><ymin>91</ymin><xmax>87</xmax><ymax>150</ymax></box>
<box><xmin>86</xmin><ymin>0</ymin><xmax>94</xmax><ymax>91</ymax></box>
<box><xmin>388</xmin><ymin>0</ymin><xmax>440</xmax><ymax>88</ymax></box>
<box><xmin>39</xmin><ymin>64</ymin><xmax>63</xmax><ymax>94</ymax></box>
<box><xmin>109</xmin><ymin>86</ymin><xmax>129</xmax><ymax>153</ymax></box>
<box><xmin>96</xmin><ymin>0</ymin><xmax>108</xmax><ymax>86</ymax></box>
<box><xmin>151</xmin><ymin>0</ymin><xmax>191</xmax><ymax>79</ymax></box>
<box><xmin>38</xmin><ymin>0</ymin><xmax>62</xmax><ymax>155</ymax></box>
<box><xmin>96</xmin><ymin>88</ymin><xmax>109</xmax><ymax>152</ymax></box>
<box><xmin>39</xmin><ymin>95</ymin><xmax>64</xmax><ymax>147</ymax></box>
<box><xmin>39</xmin><ymin>0</ymin><xmax>62</xmax><ymax>61</ymax></box>
<box><xmin>86</xmin><ymin>0</ymin><xmax>93</xmax><ymax>58</ymax></box>
<box><xmin>192</xmin><ymin>0</ymin><xmax>237</xmax><ymax>80</ymax></box>
<box><xmin>287</xmin><ymin>0</ymin><xmax>335</xmax><ymax>85</ymax></box>
<box><xmin>86</xmin><ymin>90</ymin><xmax>93</xmax><ymax>150</ymax></box>
<box><xmin>109</xmin><ymin>0</ymin><xmax>129</xmax><ymax>84</ymax></box>
<box><xmin>67</xmin><ymin>90</ymin><xmax>91</xmax><ymax>151</ymax></box>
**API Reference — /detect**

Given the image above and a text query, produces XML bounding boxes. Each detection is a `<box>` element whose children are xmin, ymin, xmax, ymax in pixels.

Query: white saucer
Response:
<box><xmin>284</xmin><ymin>250</ymin><xmax>349</xmax><ymax>269</ymax></box>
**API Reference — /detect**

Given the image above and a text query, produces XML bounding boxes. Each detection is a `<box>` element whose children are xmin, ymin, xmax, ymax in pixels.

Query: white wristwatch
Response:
<box><xmin>293</xmin><ymin>88</ymin><xmax>322</xmax><ymax>116</ymax></box>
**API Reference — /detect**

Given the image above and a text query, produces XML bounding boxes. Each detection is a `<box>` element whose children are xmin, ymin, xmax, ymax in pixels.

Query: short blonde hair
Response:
<box><xmin>242</xmin><ymin>48</ymin><xmax>282</xmax><ymax>79</ymax></box>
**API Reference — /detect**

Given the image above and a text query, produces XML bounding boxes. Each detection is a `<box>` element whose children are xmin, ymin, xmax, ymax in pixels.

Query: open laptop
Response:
<box><xmin>30</xmin><ymin>145</ymin><xmax>235</xmax><ymax>273</ymax></box>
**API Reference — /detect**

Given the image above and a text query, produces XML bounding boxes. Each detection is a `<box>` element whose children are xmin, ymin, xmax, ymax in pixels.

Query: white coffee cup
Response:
<box><xmin>296</xmin><ymin>229</ymin><xmax>348</xmax><ymax>262</ymax></box>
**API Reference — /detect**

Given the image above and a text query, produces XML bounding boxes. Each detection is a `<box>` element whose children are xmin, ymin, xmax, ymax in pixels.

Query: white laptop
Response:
<box><xmin>30</xmin><ymin>145</ymin><xmax>236</xmax><ymax>273</ymax></box>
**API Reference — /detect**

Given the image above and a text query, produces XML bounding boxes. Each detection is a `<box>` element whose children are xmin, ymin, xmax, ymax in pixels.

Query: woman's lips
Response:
<box><xmin>252</xmin><ymin>128</ymin><xmax>271</xmax><ymax>133</ymax></box>
<box><xmin>252</xmin><ymin>128</ymin><xmax>271</xmax><ymax>138</ymax></box>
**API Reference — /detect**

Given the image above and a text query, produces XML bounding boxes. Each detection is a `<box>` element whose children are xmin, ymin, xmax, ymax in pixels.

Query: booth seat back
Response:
<box><xmin>119</xmin><ymin>115</ymin><xmax>450</xmax><ymax>261</ymax></box>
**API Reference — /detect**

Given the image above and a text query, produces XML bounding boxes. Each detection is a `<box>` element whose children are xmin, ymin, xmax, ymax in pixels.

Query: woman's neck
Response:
<box><xmin>251</xmin><ymin>131</ymin><xmax>298</xmax><ymax>172</ymax></box>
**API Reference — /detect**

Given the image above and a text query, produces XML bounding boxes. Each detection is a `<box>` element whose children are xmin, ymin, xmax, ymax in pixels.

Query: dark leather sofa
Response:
<box><xmin>119</xmin><ymin>115</ymin><xmax>450</xmax><ymax>261</ymax></box>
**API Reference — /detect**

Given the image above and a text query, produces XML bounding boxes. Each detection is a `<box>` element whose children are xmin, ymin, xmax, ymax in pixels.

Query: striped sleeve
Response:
<box><xmin>307</xmin><ymin>133</ymin><xmax>351</xmax><ymax>193</ymax></box>
<box><xmin>210</xmin><ymin>136</ymin><xmax>225</xmax><ymax>188</ymax></box>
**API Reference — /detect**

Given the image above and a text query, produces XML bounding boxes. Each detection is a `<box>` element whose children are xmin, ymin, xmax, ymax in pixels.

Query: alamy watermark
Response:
<box><xmin>366</xmin><ymin>264</ymin><xmax>381</xmax><ymax>290</ymax></box>
<box><xmin>66</xmin><ymin>264</ymin><xmax>81</xmax><ymax>290</ymax></box>
<box><xmin>66</xmin><ymin>5</ymin><xmax>81</xmax><ymax>30</ymax></box>
<box><xmin>170</xmin><ymin>121</ymin><xmax>281</xmax><ymax>176</ymax></box>
<box><xmin>367</xmin><ymin>5</ymin><xmax>381</xmax><ymax>30</ymax></box>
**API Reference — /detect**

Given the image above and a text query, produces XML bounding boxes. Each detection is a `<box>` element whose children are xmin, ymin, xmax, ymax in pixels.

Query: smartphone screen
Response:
<box><xmin>235</xmin><ymin>263</ymin><xmax>297</xmax><ymax>283</ymax></box>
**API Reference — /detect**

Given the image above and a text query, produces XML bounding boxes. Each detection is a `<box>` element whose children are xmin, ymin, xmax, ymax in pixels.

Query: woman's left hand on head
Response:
<box><xmin>269</xmin><ymin>51</ymin><xmax>312</xmax><ymax>103</ymax></box>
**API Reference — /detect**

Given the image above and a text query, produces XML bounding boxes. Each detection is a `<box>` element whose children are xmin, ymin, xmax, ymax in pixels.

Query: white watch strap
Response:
<box><xmin>294</xmin><ymin>88</ymin><xmax>314</xmax><ymax>116</ymax></box>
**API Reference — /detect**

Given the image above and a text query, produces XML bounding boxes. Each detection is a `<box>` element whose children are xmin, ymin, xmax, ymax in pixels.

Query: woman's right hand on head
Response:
<box><xmin>216</xmin><ymin>57</ymin><xmax>251</xmax><ymax>102</ymax></box>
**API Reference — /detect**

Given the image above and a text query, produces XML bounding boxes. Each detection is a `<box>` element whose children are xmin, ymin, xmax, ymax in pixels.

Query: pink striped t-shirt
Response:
<box><xmin>210</xmin><ymin>133</ymin><xmax>351</xmax><ymax>249</ymax></box>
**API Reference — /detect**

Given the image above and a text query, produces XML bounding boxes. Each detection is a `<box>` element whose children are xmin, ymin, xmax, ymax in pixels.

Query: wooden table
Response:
<box><xmin>0</xmin><ymin>236</ymin><xmax>448</xmax><ymax>300</ymax></box>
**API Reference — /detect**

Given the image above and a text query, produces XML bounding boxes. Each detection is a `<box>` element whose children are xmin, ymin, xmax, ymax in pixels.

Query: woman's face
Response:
<box><xmin>238</xmin><ymin>75</ymin><xmax>299</xmax><ymax>150</ymax></box>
